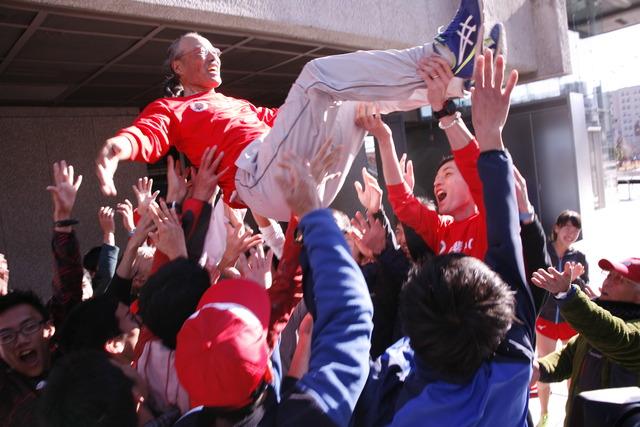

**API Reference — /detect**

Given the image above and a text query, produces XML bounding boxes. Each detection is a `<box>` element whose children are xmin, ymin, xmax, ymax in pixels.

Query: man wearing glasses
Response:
<box><xmin>0</xmin><ymin>291</ymin><xmax>54</xmax><ymax>427</ymax></box>
<box><xmin>531</xmin><ymin>257</ymin><xmax>640</xmax><ymax>425</ymax></box>
<box><xmin>96</xmin><ymin>0</ymin><xmax>491</xmax><ymax>221</ymax></box>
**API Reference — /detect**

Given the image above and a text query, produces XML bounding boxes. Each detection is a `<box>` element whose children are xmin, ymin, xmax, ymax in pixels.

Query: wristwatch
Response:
<box><xmin>432</xmin><ymin>99</ymin><xmax>458</xmax><ymax>120</ymax></box>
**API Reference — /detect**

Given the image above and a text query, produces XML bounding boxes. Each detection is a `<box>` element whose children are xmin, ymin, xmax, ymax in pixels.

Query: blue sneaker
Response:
<box><xmin>434</xmin><ymin>0</ymin><xmax>484</xmax><ymax>80</ymax></box>
<box><xmin>486</xmin><ymin>22</ymin><xmax>507</xmax><ymax>63</ymax></box>
<box><xmin>463</xmin><ymin>22</ymin><xmax>507</xmax><ymax>91</ymax></box>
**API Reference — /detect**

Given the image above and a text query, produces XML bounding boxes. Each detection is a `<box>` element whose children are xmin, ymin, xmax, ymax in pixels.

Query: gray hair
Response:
<box><xmin>163</xmin><ymin>32</ymin><xmax>202</xmax><ymax>97</ymax></box>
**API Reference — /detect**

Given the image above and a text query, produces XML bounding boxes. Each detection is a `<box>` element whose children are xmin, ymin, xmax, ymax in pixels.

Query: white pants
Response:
<box><xmin>235</xmin><ymin>43</ymin><xmax>435</xmax><ymax>221</ymax></box>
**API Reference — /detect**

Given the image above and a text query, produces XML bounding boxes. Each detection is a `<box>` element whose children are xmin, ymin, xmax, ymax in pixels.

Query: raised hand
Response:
<box><xmin>237</xmin><ymin>244</ymin><xmax>274</xmax><ymax>289</ymax></box>
<box><xmin>470</xmin><ymin>49</ymin><xmax>518</xmax><ymax>152</ymax></box>
<box><xmin>128</xmin><ymin>213</ymin><xmax>155</xmax><ymax>249</ymax></box>
<box><xmin>98</xmin><ymin>206</ymin><xmax>116</xmax><ymax>246</ymax></box>
<box><xmin>0</xmin><ymin>254</ymin><xmax>9</xmax><ymax>296</ymax></box>
<box><xmin>148</xmin><ymin>200</ymin><xmax>187</xmax><ymax>260</ymax></box>
<box><xmin>116</xmin><ymin>199</ymin><xmax>136</xmax><ymax>233</ymax></box>
<box><xmin>355</xmin><ymin>103</ymin><xmax>392</xmax><ymax>143</ymax></box>
<box><xmin>350</xmin><ymin>211</ymin><xmax>386</xmax><ymax>257</ymax></box>
<box><xmin>166</xmin><ymin>156</ymin><xmax>191</xmax><ymax>204</ymax></box>
<box><xmin>354</xmin><ymin>168</ymin><xmax>383</xmax><ymax>214</ymax></box>
<box><xmin>571</xmin><ymin>262</ymin><xmax>585</xmax><ymax>282</ymax></box>
<box><xmin>417</xmin><ymin>55</ymin><xmax>454</xmax><ymax>111</ymax></box>
<box><xmin>47</xmin><ymin>160</ymin><xmax>83</xmax><ymax>222</ymax></box>
<box><xmin>274</xmin><ymin>151</ymin><xmax>321</xmax><ymax>218</ymax></box>
<box><xmin>192</xmin><ymin>146</ymin><xmax>228</xmax><ymax>202</ymax></box>
<box><xmin>96</xmin><ymin>136</ymin><xmax>131</xmax><ymax>196</ymax></box>
<box><xmin>399</xmin><ymin>153</ymin><xmax>415</xmax><ymax>191</ymax></box>
<box><xmin>513</xmin><ymin>165</ymin><xmax>534</xmax><ymax>217</ymax></box>
<box><xmin>218</xmin><ymin>222</ymin><xmax>263</xmax><ymax>271</ymax></box>
<box><xmin>115</xmin><ymin>212</ymin><xmax>155</xmax><ymax>281</ymax></box>
<box><xmin>531</xmin><ymin>262</ymin><xmax>575</xmax><ymax>296</ymax></box>
<box><xmin>132</xmin><ymin>177</ymin><xmax>159</xmax><ymax>218</ymax></box>
<box><xmin>310</xmin><ymin>137</ymin><xmax>342</xmax><ymax>187</ymax></box>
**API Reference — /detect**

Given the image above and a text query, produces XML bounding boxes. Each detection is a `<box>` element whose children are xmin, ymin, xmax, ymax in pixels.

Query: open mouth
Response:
<box><xmin>18</xmin><ymin>349</ymin><xmax>38</xmax><ymax>365</ymax></box>
<box><xmin>436</xmin><ymin>191</ymin><xmax>447</xmax><ymax>202</ymax></box>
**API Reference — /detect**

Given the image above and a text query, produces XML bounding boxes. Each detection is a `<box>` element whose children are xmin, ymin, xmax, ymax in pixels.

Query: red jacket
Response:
<box><xmin>117</xmin><ymin>91</ymin><xmax>278</xmax><ymax>207</ymax></box>
<box><xmin>387</xmin><ymin>140</ymin><xmax>487</xmax><ymax>260</ymax></box>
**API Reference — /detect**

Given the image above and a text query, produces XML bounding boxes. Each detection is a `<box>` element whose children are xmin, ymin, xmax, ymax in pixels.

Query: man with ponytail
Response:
<box><xmin>97</xmin><ymin>1</ymin><xmax>489</xmax><ymax>221</ymax></box>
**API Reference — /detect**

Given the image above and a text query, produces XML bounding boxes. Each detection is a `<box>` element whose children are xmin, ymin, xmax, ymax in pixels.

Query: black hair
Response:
<box><xmin>0</xmin><ymin>290</ymin><xmax>48</xmax><ymax>321</ymax></box>
<box><xmin>39</xmin><ymin>350</ymin><xmax>137</xmax><ymax>427</ymax></box>
<box><xmin>435</xmin><ymin>154</ymin><xmax>455</xmax><ymax>176</ymax></box>
<box><xmin>551</xmin><ymin>209</ymin><xmax>582</xmax><ymax>241</ymax></box>
<box><xmin>83</xmin><ymin>246</ymin><xmax>102</xmax><ymax>272</ymax></box>
<box><xmin>138</xmin><ymin>258</ymin><xmax>209</xmax><ymax>349</ymax></box>
<box><xmin>401</xmin><ymin>222</ymin><xmax>435</xmax><ymax>263</ymax></box>
<box><xmin>57</xmin><ymin>295</ymin><xmax>121</xmax><ymax>355</ymax></box>
<box><xmin>401</xmin><ymin>254</ymin><xmax>515</xmax><ymax>383</ymax></box>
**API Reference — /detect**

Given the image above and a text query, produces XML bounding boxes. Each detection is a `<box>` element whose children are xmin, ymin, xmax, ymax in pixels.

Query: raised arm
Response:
<box><xmin>418</xmin><ymin>56</ymin><xmax>475</xmax><ymax>151</ymax></box>
<box><xmin>92</xmin><ymin>207</ymin><xmax>120</xmax><ymax>296</ymax></box>
<box><xmin>96</xmin><ymin>136</ymin><xmax>134</xmax><ymax>196</ymax></box>
<box><xmin>97</xmin><ymin>100</ymin><xmax>175</xmax><ymax>196</ymax></box>
<box><xmin>47</xmin><ymin>161</ymin><xmax>84</xmax><ymax>328</ymax></box>
<box><xmin>472</xmin><ymin>49</ymin><xmax>535</xmax><ymax>357</ymax></box>
<box><xmin>274</xmin><ymin>151</ymin><xmax>373</xmax><ymax>427</ymax></box>
<box><xmin>355</xmin><ymin>104</ymin><xmax>442</xmax><ymax>252</ymax></box>
<box><xmin>420</xmin><ymin>56</ymin><xmax>485</xmax><ymax>221</ymax></box>
<box><xmin>514</xmin><ymin>165</ymin><xmax>551</xmax><ymax>313</ymax></box>
<box><xmin>532</xmin><ymin>268</ymin><xmax>640</xmax><ymax>369</ymax></box>
<box><xmin>0</xmin><ymin>254</ymin><xmax>9</xmax><ymax>295</ymax></box>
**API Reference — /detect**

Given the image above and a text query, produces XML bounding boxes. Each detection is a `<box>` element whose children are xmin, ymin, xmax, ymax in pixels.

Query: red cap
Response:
<box><xmin>598</xmin><ymin>257</ymin><xmax>640</xmax><ymax>283</ymax></box>
<box><xmin>175</xmin><ymin>279</ymin><xmax>270</xmax><ymax>409</ymax></box>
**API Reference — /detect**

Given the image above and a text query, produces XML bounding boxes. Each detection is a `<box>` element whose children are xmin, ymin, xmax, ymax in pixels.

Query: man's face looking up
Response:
<box><xmin>0</xmin><ymin>304</ymin><xmax>52</xmax><ymax>378</ymax></box>
<box><xmin>433</xmin><ymin>160</ymin><xmax>474</xmax><ymax>219</ymax></box>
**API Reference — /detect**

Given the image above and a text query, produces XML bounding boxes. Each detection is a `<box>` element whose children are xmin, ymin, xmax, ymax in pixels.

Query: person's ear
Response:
<box><xmin>43</xmin><ymin>321</ymin><xmax>55</xmax><ymax>340</ymax></box>
<box><xmin>104</xmin><ymin>337</ymin><xmax>125</xmax><ymax>355</ymax></box>
<box><xmin>172</xmin><ymin>60</ymin><xmax>183</xmax><ymax>77</ymax></box>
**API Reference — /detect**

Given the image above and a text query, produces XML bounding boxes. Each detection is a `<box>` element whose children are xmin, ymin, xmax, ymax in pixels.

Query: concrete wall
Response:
<box><xmin>0</xmin><ymin>107</ymin><xmax>146</xmax><ymax>299</ymax></box>
<box><xmin>18</xmin><ymin>0</ymin><xmax>571</xmax><ymax>82</ymax></box>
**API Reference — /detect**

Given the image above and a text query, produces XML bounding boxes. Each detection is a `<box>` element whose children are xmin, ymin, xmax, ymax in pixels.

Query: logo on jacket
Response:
<box><xmin>190</xmin><ymin>101</ymin><xmax>209</xmax><ymax>112</ymax></box>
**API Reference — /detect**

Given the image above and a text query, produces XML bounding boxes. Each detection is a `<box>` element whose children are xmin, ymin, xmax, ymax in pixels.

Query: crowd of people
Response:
<box><xmin>1</xmin><ymin>0</ymin><xmax>639</xmax><ymax>426</ymax></box>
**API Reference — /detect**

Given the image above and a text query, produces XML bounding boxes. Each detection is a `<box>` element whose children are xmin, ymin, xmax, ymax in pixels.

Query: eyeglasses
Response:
<box><xmin>0</xmin><ymin>320</ymin><xmax>45</xmax><ymax>345</ymax></box>
<box><xmin>174</xmin><ymin>46</ymin><xmax>221</xmax><ymax>61</ymax></box>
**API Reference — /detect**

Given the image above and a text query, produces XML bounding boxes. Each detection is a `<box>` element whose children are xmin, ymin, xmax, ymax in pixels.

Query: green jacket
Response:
<box><xmin>538</xmin><ymin>286</ymin><xmax>640</xmax><ymax>424</ymax></box>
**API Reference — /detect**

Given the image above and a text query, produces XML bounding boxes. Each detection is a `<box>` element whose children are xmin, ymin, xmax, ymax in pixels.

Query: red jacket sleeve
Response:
<box><xmin>117</xmin><ymin>99</ymin><xmax>176</xmax><ymax>164</ymax></box>
<box><xmin>266</xmin><ymin>216</ymin><xmax>303</xmax><ymax>352</ymax></box>
<box><xmin>452</xmin><ymin>140</ymin><xmax>487</xmax><ymax>258</ymax></box>
<box><xmin>149</xmin><ymin>198</ymin><xmax>208</xmax><ymax>275</ymax></box>
<box><xmin>386</xmin><ymin>182</ymin><xmax>446</xmax><ymax>254</ymax></box>
<box><xmin>453</xmin><ymin>139</ymin><xmax>484</xmax><ymax>219</ymax></box>
<box><xmin>181</xmin><ymin>198</ymin><xmax>205</xmax><ymax>241</ymax></box>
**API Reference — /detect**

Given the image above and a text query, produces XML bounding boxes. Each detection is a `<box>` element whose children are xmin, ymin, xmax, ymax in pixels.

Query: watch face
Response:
<box><xmin>435</xmin><ymin>100</ymin><xmax>456</xmax><ymax>119</ymax></box>
<box><xmin>445</xmin><ymin>100</ymin><xmax>457</xmax><ymax>115</ymax></box>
